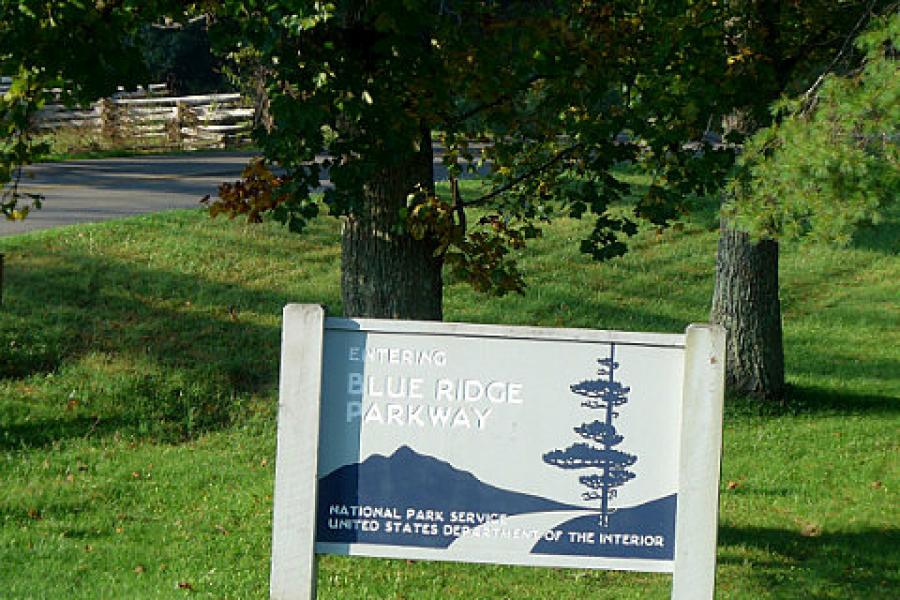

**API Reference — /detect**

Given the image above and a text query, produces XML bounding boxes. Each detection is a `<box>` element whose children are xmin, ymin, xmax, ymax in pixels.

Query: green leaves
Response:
<box><xmin>445</xmin><ymin>215</ymin><xmax>530</xmax><ymax>297</ymax></box>
<box><xmin>579</xmin><ymin>214</ymin><xmax>639</xmax><ymax>262</ymax></box>
<box><xmin>0</xmin><ymin>67</ymin><xmax>46</xmax><ymax>220</ymax></box>
<box><xmin>281</xmin><ymin>2</ymin><xmax>336</xmax><ymax>33</ymax></box>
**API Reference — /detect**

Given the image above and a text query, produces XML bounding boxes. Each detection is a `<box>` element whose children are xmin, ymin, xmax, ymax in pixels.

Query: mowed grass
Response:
<box><xmin>0</xmin><ymin>185</ymin><xmax>897</xmax><ymax>598</ymax></box>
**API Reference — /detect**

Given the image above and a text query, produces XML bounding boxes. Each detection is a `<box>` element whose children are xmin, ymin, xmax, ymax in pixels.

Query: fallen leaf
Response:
<box><xmin>800</xmin><ymin>523</ymin><xmax>821</xmax><ymax>537</ymax></box>
<box><xmin>871</xmin><ymin>480</ymin><xmax>883</xmax><ymax>489</ymax></box>
<box><xmin>726</xmin><ymin>480</ymin><xmax>740</xmax><ymax>490</ymax></box>
<box><xmin>27</xmin><ymin>507</ymin><xmax>41</xmax><ymax>520</ymax></box>
<box><xmin>177</xmin><ymin>581</ymin><xmax>193</xmax><ymax>590</ymax></box>
<box><xmin>134</xmin><ymin>565</ymin><xmax>145</xmax><ymax>574</ymax></box>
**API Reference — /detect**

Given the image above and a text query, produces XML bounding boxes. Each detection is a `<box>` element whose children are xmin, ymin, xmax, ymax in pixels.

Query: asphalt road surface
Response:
<box><xmin>0</xmin><ymin>152</ymin><xmax>259</xmax><ymax>237</ymax></box>
<box><xmin>0</xmin><ymin>149</ymin><xmax>487</xmax><ymax>237</ymax></box>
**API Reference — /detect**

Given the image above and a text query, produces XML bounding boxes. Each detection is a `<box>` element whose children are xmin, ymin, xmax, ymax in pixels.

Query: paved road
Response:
<box><xmin>0</xmin><ymin>152</ymin><xmax>259</xmax><ymax>237</ymax></box>
<box><xmin>0</xmin><ymin>149</ymin><xmax>487</xmax><ymax>237</ymax></box>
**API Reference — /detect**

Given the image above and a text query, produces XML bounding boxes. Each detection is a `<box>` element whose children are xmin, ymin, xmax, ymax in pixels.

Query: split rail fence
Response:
<box><xmin>24</xmin><ymin>84</ymin><xmax>254</xmax><ymax>150</ymax></box>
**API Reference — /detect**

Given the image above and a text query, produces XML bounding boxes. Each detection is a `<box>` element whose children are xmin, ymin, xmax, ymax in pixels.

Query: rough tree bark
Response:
<box><xmin>710</xmin><ymin>218</ymin><xmax>785</xmax><ymax>401</ymax></box>
<box><xmin>341</xmin><ymin>128</ymin><xmax>443</xmax><ymax>320</ymax></box>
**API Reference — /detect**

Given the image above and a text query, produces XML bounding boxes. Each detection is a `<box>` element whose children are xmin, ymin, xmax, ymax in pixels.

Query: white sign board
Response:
<box><xmin>271</xmin><ymin>305</ymin><xmax>725</xmax><ymax>599</ymax></box>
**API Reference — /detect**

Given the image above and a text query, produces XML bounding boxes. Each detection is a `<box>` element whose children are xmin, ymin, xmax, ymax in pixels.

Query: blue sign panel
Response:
<box><xmin>314</xmin><ymin>319</ymin><xmax>685</xmax><ymax>572</ymax></box>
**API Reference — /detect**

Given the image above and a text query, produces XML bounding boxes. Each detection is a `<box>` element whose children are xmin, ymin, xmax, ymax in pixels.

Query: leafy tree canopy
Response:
<box><xmin>2</xmin><ymin>1</ymin><xmax>894</xmax><ymax>294</ymax></box>
<box><xmin>204</xmin><ymin>0</ymin><xmax>741</xmax><ymax>294</ymax></box>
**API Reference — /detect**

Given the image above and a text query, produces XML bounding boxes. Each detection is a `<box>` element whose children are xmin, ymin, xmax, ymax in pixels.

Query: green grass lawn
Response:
<box><xmin>0</xmin><ymin>193</ymin><xmax>897</xmax><ymax>598</ymax></box>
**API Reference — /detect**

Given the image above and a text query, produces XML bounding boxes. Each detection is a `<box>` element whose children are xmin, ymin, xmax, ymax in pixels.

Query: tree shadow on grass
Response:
<box><xmin>787</xmin><ymin>385</ymin><xmax>900</xmax><ymax>416</ymax></box>
<box><xmin>0</xmin><ymin>415</ymin><xmax>134</xmax><ymax>452</ymax></box>
<box><xmin>849</xmin><ymin>205</ymin><xmax>899</xmax><ymax>256</ymax></box>
<box><xmin>0</xmin><ymin>245</ymin><xmax>340</xmax><ymax>447</ymax></box>
<box><xmin>725</xmin><ymin>385</ymin><xmax>900</xmax><ymax>419</ymax></box>
<box><xmin>718</xmin><ymin>525</ymin><xmax>899</xmax><ymax>598</ymax></box>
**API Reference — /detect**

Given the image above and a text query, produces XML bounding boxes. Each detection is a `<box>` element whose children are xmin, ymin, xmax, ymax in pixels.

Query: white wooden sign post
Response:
<box><xmin>271</xmin><ymin>304</ymin><xmax>725</xmax><ymax>599</ymax></box>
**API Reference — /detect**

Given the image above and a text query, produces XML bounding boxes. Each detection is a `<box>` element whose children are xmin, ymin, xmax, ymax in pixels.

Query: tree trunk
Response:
<box><xmin>710</xmin><ymin>218</ymin><xmax>785</xmax><ymax>402</ymax></box>
<box><xmin>341</xmin><ymin>129</ymin><xmax>443</xmax><ymax>320</ymax></box>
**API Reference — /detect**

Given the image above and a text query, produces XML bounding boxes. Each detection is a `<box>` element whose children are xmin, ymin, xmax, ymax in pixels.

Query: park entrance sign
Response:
<box><xmin>271</xmin><ymin>305</ymin><xmax>725</xmax><ymax>600</ymax></box>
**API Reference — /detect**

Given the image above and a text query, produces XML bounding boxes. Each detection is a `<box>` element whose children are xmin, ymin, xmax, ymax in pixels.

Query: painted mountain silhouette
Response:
<box><xmin>317</xmin><ymin>445</ymin><xmax>579</xmax><ymax>548</ymax></box>
<box><xmin>531</xmin><ymin>494</ymin><xmax>676</xmax><ymax>560</ymax></box>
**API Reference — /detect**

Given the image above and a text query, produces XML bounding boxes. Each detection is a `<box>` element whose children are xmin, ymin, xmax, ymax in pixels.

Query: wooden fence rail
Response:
<box><xmin>30</xmin><ymin>89</ymin><xmax>253</xmax><ymax>150</ymax></box>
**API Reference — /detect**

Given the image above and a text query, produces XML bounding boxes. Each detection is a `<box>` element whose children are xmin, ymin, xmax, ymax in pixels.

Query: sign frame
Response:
<box><xmin>270</xmin><ymin>304</ymin><xmax>725</xmax><ymax>600</ymax></box>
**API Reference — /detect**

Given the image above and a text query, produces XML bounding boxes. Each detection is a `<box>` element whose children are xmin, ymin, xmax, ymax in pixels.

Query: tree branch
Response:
<box><xmin>463</xmin><ymin>143</ymin><xmax>582</xmax><ymax>208</ymax></box>
<box><xmin>801</xmin><ymin>0</ymin><xmax>880</xmax><ymax>113</ymax></box>
<box><xmin>446</xmin><ymin>74</ymin><xmax>543</xmax><ymax>127</ymax></box>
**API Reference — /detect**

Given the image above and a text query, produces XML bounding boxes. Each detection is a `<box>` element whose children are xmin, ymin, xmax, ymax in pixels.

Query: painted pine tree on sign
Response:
<box><xmin>544</xmin><ymin>347</ymin><xmax>637</xmax><ymax>527</ymax></box>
